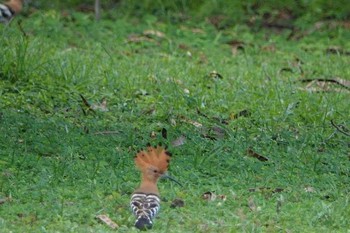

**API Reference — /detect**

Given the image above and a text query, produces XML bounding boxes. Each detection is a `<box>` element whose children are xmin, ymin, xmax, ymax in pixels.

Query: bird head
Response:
<box><xmin>134</xmin><ymin>145</ymin><xmax>181</xmax><ymax>186</ymax></box>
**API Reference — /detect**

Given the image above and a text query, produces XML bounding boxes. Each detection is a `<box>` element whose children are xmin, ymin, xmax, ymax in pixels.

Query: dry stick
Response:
<box><xmin>330</xmin><ymin>120</ymin><xmax>350</xmax><ymax>137</ymax></box>
<box><xmin>17</xmin><ymin>19</ymin><xmax>27</xmax><ymax>37</ymax></box>
<box><xmin>93</xmin><ymin>131</ymin><xmax>120</xmax><ymax>135</ymax></box>
<box><xmin>298</xmin><ymin>78</ymin><xmax>350</xmax><ymax>90</ymax></box>
<box><xmin>79</xmin><ymin>94</ymin><xmax>95</xmax><ymax>114</ymax></box>
<box><xmin>95</xmin><ymin>0</ymin><xmax>100</xmax><ymax>21</ymax></box>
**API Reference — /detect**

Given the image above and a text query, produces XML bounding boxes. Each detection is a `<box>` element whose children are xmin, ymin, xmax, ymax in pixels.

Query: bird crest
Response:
<box><xmin>134</xmin><ymin>145</ymin><xmax>171</xmax><ymax>175</ymax></box>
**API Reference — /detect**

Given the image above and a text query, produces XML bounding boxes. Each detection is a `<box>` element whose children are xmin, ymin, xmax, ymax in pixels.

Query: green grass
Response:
<box><xmin>0</xmin><ymin>8</ymin><xmax>349</xmax><ymax>233</ymax></box>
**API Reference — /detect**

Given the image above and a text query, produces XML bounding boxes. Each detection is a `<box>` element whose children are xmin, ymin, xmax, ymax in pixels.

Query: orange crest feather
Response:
<box><xmin>134</xmin><ymin>146</ymin><xmax>171</xmax><ymax>173</ymax></box>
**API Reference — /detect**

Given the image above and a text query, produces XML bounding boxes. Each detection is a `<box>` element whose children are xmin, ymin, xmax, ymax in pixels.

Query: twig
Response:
<box><xmin>79</xmin><ymin>94</ymin><xmax>95</xmax><ymax>114</ymax></box>
<box><xmin>93</xmin><ymin>131</ymin><xmax>120</xmax><ymax>135</ymax></box>
<box><xmin>95</xmin><ymin>0</ymin><xmax>100</xmax><ymax>21</ymax></box>
<box><xmin>330</xmin><ymin>120</ymin><xmax>350</xmax><ymax>137</ymax></box>
<box><xmin>17</xmin><ymin>19</ymin><xmax>28</xmax><ymax>37</ymax></box>
<box><xmin>298</xmin><ymin>78</ymin><xmax>350</xmax><ymax>90</ymax></box>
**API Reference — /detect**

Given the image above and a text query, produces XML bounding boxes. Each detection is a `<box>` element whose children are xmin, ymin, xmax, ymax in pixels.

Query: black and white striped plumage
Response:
<box><xmin>0</xmin><ymin>3</ymin><xmax>14</xmax><ymax>23</ymax></box>
<box><xmin>130</xmin><ymin>192</ymin><xmax>161</xmax><ymax>230</ymax></box>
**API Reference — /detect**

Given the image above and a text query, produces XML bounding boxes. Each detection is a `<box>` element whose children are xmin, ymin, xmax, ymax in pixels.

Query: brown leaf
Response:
<box><xmin>191</xmin><ymin>28</ymin><xmax>205</xmax><ymax>34</ymax></box>
<box><xmin>126</xmin><ymin>34</ymin><xmax>155</xmax><ymax>43</ymax></box>
<box><xmin>236</xmin><ymin>208</ymin><xmax>247</xmax><ymax>221</ymax></box>
<box><xmin>304</xmin><ymin>186</ymin><xmax>316</xmax><ymax>193</ymax></box>
<box><xmin>217</xmin><ymin>195</ymin><xmax>227</xmax><ymax>201</ymax></box>
<box><xmin>150</xmin><ymin>131</ymin><xmax>157</xmax><ymax>138</ymax></box>
<box><xmin>202</xmin><ymin>192</ymin><xmax>227</xmax><ymax>202</ymax></box>
<box><xmin>201</xmin><ymin>126</ymin><xmax>226</xmax><ymax>140</ymax></box>
<box><xmin>248</xmin><ymin>187</ymin><xmax>284</xmax><ymax>193</ymax></box>
<box><xmin>202</xmin><ymin>191</ymin><xmax>216</xmax><ymax>201</ymax></box>
<box><xmin>248</xmin><ymin>197</ymin><xmax>258</xmax><ymax>212</ymax></box>
<box><xmin>170</xmin><ymin>198</ymin><xmax>185</xmax><ymax>208</ymax></box>
<box><xmin>227</xmin><ymin>40</ymin><xmax>245</xmax><ymax>55</ymax></box>
<box><xmin>211</xmin><ymin>126</ymin><xmax>225</xmax><ymax>139</ymax></box>
<box><xmin>178</xmin><ymin>43</ymin><xmax>190</xmax><ymax>50</ymax></box>
<box><xmin>207</xmin><ymin>15</ymin><xmax>227</xmax><ymax>29</ymax></box>
<box><xmin>230</xmin><ymin>109</ymin><xmax>251</xmax><ymax>120</ymax></box>
<box><xmin>179</xmin><ymin>25</ymin><xmax>205</xmax><ymax>34</ymax></box>
<box><xmin>143</xmin><ymin>30</ymin><xmax>165</xmax><ymax>38</ymax></box>
<box><xmin>261</xmin><ymin>44</ymin><xmax>276</xmax><ymax>52</ymax></box>
<box><xmin>273</xmin><ymin>188</ymin><xmax>284</xmax><ymax>193</ymax></box>
<box><xmin>326</xmin><ymin>46</ymin><xmax>350</xmax><ymax>56</ymax></box>
<box><xmin>91</xmin><ymin>98</ymin><xmax>108</xmax><ymax>112</ymax></box>
<box><xmin>96</xmin><ymin>214</ymin><xmax>119</xmax><ymax>229</ymax></box>
<box><xmin>180</xmin><ymin>117</ymin><xmax>202</xmax><ymax>127</ymax></box>
<box><xmin>247</xmin><ymin>148</ymin><xmax>269</xmax><ymax>162</ymax></box>
<box><xmin>208</xmin><ymin>70</ymin><xmax>223</xmax><ymax>79</ymax></box>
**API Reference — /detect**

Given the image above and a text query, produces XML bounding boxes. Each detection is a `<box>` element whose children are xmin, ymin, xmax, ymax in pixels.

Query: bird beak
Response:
<box><xmin>162</xmin><ymin>173</ymin><xmax>183</xmax><ymax>187</ymax></box>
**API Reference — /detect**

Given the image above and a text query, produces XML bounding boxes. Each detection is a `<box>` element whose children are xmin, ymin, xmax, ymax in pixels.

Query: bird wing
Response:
<box><xmin>130</xmin><ymin>192</ymin><xmax>160</xmax><ymax>229</ymax></box>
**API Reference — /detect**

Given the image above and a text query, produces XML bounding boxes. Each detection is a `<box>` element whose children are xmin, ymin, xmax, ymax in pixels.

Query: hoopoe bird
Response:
<box><xmin>0</xmin><ymin>0</ymin><xmax>22</xmax><ymax>23</ymax></box>
<box><xmin>130</xmin><ymin>145</ymin><xmax>180</xmax><ymax>230</ymax></box>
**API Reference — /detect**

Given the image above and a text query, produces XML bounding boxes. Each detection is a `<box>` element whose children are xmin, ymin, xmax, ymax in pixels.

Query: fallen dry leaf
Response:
<box><xmin>210</xmin><ymin>126</ymin><xmax>225</xmax><ymax>139</ymax></box>
<box><xmin>150</xmin><ymin>131</ymin><xmax>157</xmax><ymax>138</ymax></box>
<box><xmin>230</xmin><ymin>109</ymin><xmax>251</xmax><ymax>120</ymax></box>
<box><xmin>208</xmin><ymin>70</ymin><xmax>223</xmax><ymax>79</ymax></box>
<box><xmin>248</xmin><ymin>187</ymin><xmax>284</xmax><ymax>193</ymax></box>
<box><xmin>304</xmin><ymin>186</ymin><xmax>316</xmax><ymax>193</ymax></box>
<box><xmin>179</xmin><ymin>25</ymin><xmax>205</xmax><ymax>34</ymax></box>
<box><xmin>178</xmin><ymin>43</ymin><xmax>190</xmax><ymax>50</ymax></box>
<box><xmin>202</xmin><ymin>191</ymin><xmax>216</xmax><ymax>201</ymax></box>
<box><xmin>261</xmin><ymin>44</ymin><xmax>276</xmax><ymax>52</ymax></box>
<box><xmin>79</xmin><ymin>96</ymin><xmax>109</xmax><ymax>113</ymax></box>
<box><xmin>171</xmin><ymin>135</ymin><xmax>186</xmax><ymax>147</ymax></box>
<box><xmin>217</xmin><ymin>195</ymin><xmax>227</xmax><ymax>201</ymax></box>
<box><xmin>298</xmin><ymin>77</ymin><xmax>350</xmax><ymax>92</ymax></box>
<box><xmin>180</xmin><ymin>117</ymin><xmax>202</xmax><ymax>127</ymax></box>
<box><xmin>91</xmin><ymin>98</ymin><xmax>108</xmax><ymax>112</ymax></box>
<box><xmin>96</xmin><ymin>214</ymin><xmax>119</xmax><ymax>229</ymax></box>
<box><xmin>201</xmin><ymin>126</ymin><xmax>226</xmax><ymax>140</ymax></box>
<box><xmin>170</xmin><ymin>198</ymin><xmax>185</xmax><ymax>208</ymax></box>
<box><xmin>191</xmin><ymin>28</ymin><xmax>205</xmax><ymax>34</ymax></box>
<box><xmin>207</xmin><ymin>15</ymin><xmax>227</xmax><ymax>29</ymax></box>
<box><xmin>236</xmin><ymin>208</ymin><xmax>247</xmax><ymax>221</ymax></box>
<box><xmin>227</xmin><ymin>40</ymin><xmax>245</xmax><ymax>55</ymax></box>
<box><xmin>247</xmin><ymin>148</ymin><xmax>269</xmax><ymax>162</ymax></box>
<box><xmin>326</xmin><ymin>46</ymin><xmax>350</xmax><ymax>56</ymax></box>
<box><xmin>202</xmin><ymin>192</ymin><xmax>226</xmax><ymax>202</ymax></box>
<box><xmin>143</xmin><ymin>30</ymin><xmax>165</xmax><ymax>38</ymax></box>
<box><xmin>126</xmin><ymin>34</ymin><xmax>155</xmax><ymax>43</ymax></box>
<box><xmin>248</xmin><ymin>197</ymin><xmax>258</xmax><ymax>212</ymax></box>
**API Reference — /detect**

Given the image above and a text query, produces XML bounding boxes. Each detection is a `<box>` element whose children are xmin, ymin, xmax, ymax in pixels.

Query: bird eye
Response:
<box><xmin>153</xmin><ymin>169</ymin><xmax>157</xmax><ymax>173</ymax></box>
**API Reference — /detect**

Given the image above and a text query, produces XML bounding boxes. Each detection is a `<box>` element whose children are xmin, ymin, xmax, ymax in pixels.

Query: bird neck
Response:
<box><xmin>6</xmin><ymin>0</ymin><xmax>23</xmax><ymax>13</ymax></box>
<box><xmin>135</xmin><ymin>175</ymin><xmax>159</xmax><ymax>195</ymax></box>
